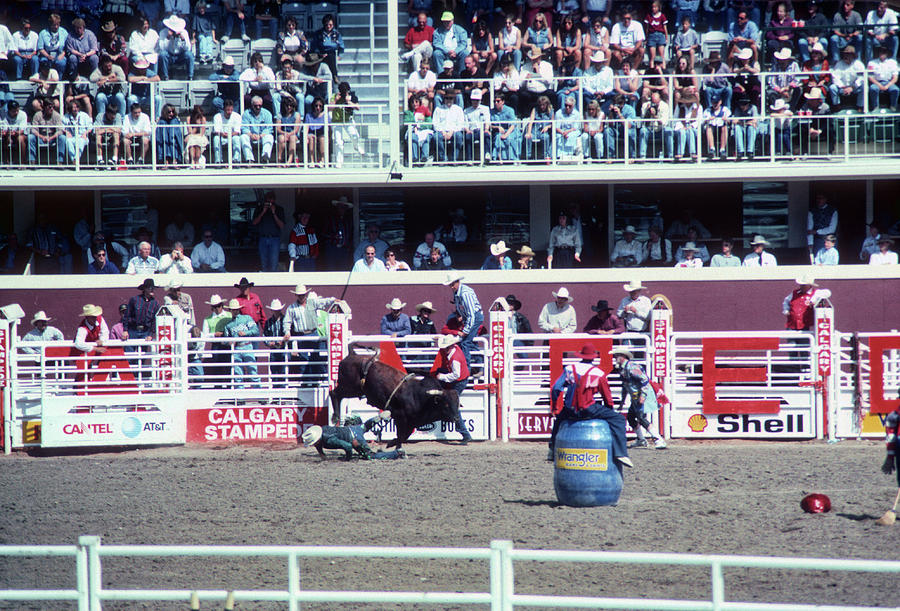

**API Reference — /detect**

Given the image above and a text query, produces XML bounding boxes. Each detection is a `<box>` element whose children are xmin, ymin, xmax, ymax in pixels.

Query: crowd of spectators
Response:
<box><xmin>0</xmin><ymin>3</ymin><xmax>364</xmax><ymax>167</ymax></box>
<box><xmin>402</xmin><ymin>0</ymin><xmax>899</xmax><ymax>164</ymax></box>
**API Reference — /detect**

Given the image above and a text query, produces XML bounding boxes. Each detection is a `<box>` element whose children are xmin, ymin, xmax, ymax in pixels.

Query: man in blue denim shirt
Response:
<box><xmin>224</xmin><ymin>298</ymin><xmax>260</xmax><ymax>388</ymax></box>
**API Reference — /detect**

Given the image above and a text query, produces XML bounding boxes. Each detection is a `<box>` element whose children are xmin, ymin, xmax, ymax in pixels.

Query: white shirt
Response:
<box><xmin>352</xmin><ymin>257</ymin><xmax>387</xmax><ymax>272</ymax></box>
<box><xmin>610</xmin><ymin>21</ymin><xmax>645</xmax><ymax>49</ymax></box>
<box><xmin>538</xmin><ymin>302</ymin><xmax>577</xmax><ymax>333</ymax></box>
<box><xmin>583</xmin><ymin>66</ymin><xmax>614</xmax><ymax>95</ymax></box>
<box><xmin>12</xmin><ymin>30</ymin><xmax>39</xmax><ymax>54</ymax></box>
<box><xmin>75</xmin><ymin>318</ymin><xmax>110</xmax><ymax>352</ymax></box>
<box><xmin>522</xmin><ymin>60</ymin><xmax>554</xmax><ymax>93</ymax></box>
<box><xmin>123</xmin><ymin>112</ymin><xmax>151</xmax><ymax>135</ymax></box>
<box><xmin>240</xmin><ymin>65</ymin><xmax>277</xmax><ymax>91</ymax></box>
<box><xmin>860</xmin><ymin>234</ymin><xmax>880</xmax><ymax>261</ymax></box>
<box><xmin>611</xmin><ymin>238</ymin><xmax>643</xmax><ymax>264</ymax></box>
<box><xmin>213</xmin><ymin>111</ymin><xmax>242</xmax><ymax>135</ymax></box>
<box><xmin>158</xmin><ymin>253</ymin><xmax>193</xmax><ymax>274</ymax></box>
<box><xmin>870</xmin><ymin>250</ymin><xmax>899</xmax><ymax>265</ymax></box>
<box><xmin>433</xmin><ymin>104</ymin><xmax>466</xmax><ymax>132</ymax></box>
<box><xmin>464</xmin><ymin>104</ymin><xmax>490</xmax><ymax>130</ymax></box>
<box><xmin>674</xmin><ymin>257</ymin><xmax>703</xmax><ymax>268</ymax></box>
<box><xmin>617</xmin><ymin>295</ymin><xmax>651</xmax><ymax>332</ymax></box>
<box><xmin>407</xmin><ymin>69</ymin><xmax>437</xmax><ymax>92</ymax></box>
<box><xmin>0</xmin><ymin>24</ymin><xmax>13</xmax><ymax>58</ymax></box>
<box><xmin>742</xmin><ymin>251</ymin><xmax>778</xmax><ymax>267</ymax></box>
<box><xmin>831</xmin><ymin>59</ymin><xmax>865</xmax><ymax>89</ymax></box>
<box><xmin>191</xmin><ymin>241</ymin><xmax>226</xmax><ymax>271</ymax></box>
<box><xmin>128</xmin><ymin>28</ymin><xmax>160</xmax><ymax>64</ymax></box>
<box><xmin>868</xmin><ymin>58</ymin><xmax>899</xmax><ymax>84</ymax></box>
<box><xmin>865</xmin><ymin>8</ymin><xmax>899</xmax><ymax>36</ymax></box>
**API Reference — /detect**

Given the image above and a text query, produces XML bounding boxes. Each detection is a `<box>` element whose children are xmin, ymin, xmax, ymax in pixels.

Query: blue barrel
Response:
<box><xmin>553</xmin><ymin>419</ymin><xmax>623</xmax><ymax>507</ymax></box>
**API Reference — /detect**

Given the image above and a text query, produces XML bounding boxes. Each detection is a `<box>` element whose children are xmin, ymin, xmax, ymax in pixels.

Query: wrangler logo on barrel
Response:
<box><xmin>555</xmin><ymin>448</ymin><xmax>609</xmax><ymax>471</ymax></box>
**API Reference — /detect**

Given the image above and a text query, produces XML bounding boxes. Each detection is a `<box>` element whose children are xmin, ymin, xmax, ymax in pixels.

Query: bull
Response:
<box><xmin>329</xmin><ymin>352</ymin><xmax>461</xmax><ymax>449</ymax></box>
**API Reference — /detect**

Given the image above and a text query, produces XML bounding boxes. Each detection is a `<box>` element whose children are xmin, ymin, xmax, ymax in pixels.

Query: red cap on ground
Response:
<box><xmin>800</xmin><ymin>493</ymin><xmax>831</xmax><ymax>514</ymax></box>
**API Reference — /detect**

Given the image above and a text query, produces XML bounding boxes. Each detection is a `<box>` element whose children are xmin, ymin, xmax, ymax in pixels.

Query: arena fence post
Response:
<box><xmin>489</xmin><ymin>540</ymin><xmax>514</xmax><ymax>611</ymax></box>
<box><xmin>488</xmin><ymin>304</ymin><xmax>512</xmax><ymax>442</ymax></box>
<box><xmin>0</xmin><ymin>318</ymin><xmax>9</xmax><ymax>455</ymax></box>
<box><xmin>75</xmin><ymin>536</ymin><xmax>90</xmax><ymax>611</ymax></box>
<box><xmin>815</xmin><ymin>300</ymin><xmax>836</xmax><ymax>440</ymax></box>
<box><xmin>710</xmin><ymin>559</ymin><xmax>725</xmax><ymax>611</ymax></box>
<box><xmin>78</xmin><ymin>535</ymin><xmax>101</xmax><ymax>611</ymax></box>
<box><xmin>287</xmin><ymin>552</ymin><xmax>300</xmax><ymax>611</ymax></box>
<box><xmin>650</xmin><ymin>296</ymin><xmax>673</xmax><ymax>440</ymax></box>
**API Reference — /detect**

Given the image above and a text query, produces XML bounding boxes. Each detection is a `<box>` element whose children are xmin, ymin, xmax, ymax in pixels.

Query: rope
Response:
<box><xmin>383</xmin><ymin>372</ymin><xmax>416</xmax><ymax>413</ymax></box>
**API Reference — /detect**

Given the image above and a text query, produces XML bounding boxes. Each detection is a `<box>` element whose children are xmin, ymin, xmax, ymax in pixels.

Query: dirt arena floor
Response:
<box><xmin>1</xmin><ymin>439</ymin><xmax>898</xmax><ymax>610</ymax></box>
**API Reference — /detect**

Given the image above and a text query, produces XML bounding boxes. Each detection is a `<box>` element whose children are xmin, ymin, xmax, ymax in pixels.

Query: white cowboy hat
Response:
<box><xmin>773</xmin><ymin>47</ymin><xmax>792</xmax><ymax>60</ymax></box>
<box><xmin>490</xmin><ymin>240</ymin><xmax>510</xmax><ymax>256</ymax></box>
<box><xmin>385</xmin><ymin>297</ymin><xmax>406</xmax><ymax>310</ymax></box>
<box><xmin>436</xmin><ymin>334</ymin><xmax>460</xmax><ymax>349</ymax></box>
<box><xmin>162</xmin><ymin>15</ymin><xmax>186</xmax><ymax>33</ymax></box>
<box><xmin>810</xmin><ymin>42</ymin><xmax>826</xmax><ymax>55</ymax></box>
<box><xmin>222</xmin><ymin>55</ymin><xmax>235</xmax><ymax>66</ymax></box>
<box><xmin>610</xmin><ymin>347</ymin><xmax>633</xmax><ymax>359</ymax></box>
<box><xmin>623</xmin><ymin>280</ymin><xmax>645</xmax><ymax>292</ymax></box>
<box><xmin>803</xmin><ymin>88</ymin><xmax>825</xmax><ymax>100</ymax></box>
<box><xmin>750</xmin><ymin>235</ymin><xmax>770</xmax><ymax>246</ymax></box>
<box><xmin>290</xmin><ymin>283</ymin><xmax>311</xmax><ymax>295</ymax></box>
<box><xmin>770</xmin><ymin>98</ymin><xmax>787</xmax><ymax>111</ymax></box>
<box><xmin>415</xmin><ymin>301</ymin><xmax>436</xmax><ymax>313</ymax></box>
<box><xmin>682</xmin><ymin>241</ymin><xmax>699</xmax><ymax>251</ymax></box>
<box><xmin>552</xmin><ymin>287</ymin><xmax>573</xmax><ymax>302</ymax></box>
<box><xmin>442</xmin><ymin>271</ymin><xmax>464</xmax><ymax>286</ymax></box>
<box><xmin>302</xmin><ymin>425</ymin><xmax>323</xmax><ymax>446</ymax></box>
<box><xmin>623</xmin><ymin>225</ymin><xmax>637</xmax><ymax>234</ymax></box>
<box><xmin>736</xmin><ymin>47</ymin><xmax>753</xmax><ymax>60</ymax></box>
<box><xmin>31</xmin><ymin>311</ymin><xmax>51</xmax><ymax>324</ymax></box>
<box><xmin>81</xmin><ymin>304</ymin><xmax>102</xmax><ymax>317</ymax></box>
<box><xmin>224</xmin><ymin>298</ymin><xmax>242</xmax><ymax>311</ymax></box>
<box><xmin>166</xmin><ymin>278</ymin><xmax>183</xmax><ymax>290</ymax></box>
<box><xmin>331</xmin><ymin>195</ymin><xmax>353</xmax><ymax>208</ymax></box>
<box><xmin>206</xmin><ymin>294</ymin><xmax>225</xmax><ymax>306</ymax></box>
<box><xmin>267</xmin><ymin>298</ymin><xmax>286</xmax><ymax>310</ymax></box>
<box><xmin>795</xmin><ymin>274</ymin><xmax>818</xmax><ymax>287</ymax></box>
<box><xmin>590</xmin><ymin>50</ymin><xmax>606</xmax><ymax>63</ymax></box>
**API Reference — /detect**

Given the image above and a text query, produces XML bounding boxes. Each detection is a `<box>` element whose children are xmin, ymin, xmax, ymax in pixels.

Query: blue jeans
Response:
<box><xmin>866</xmin><ymin>35</ymin><xmax>899</xmax><ymax>63</ymax></box>
<box><xmin>13</xmin><ymin>54</ymin><xmax>40</xmax><ymax>79</ymax></box>
<box><xmin>734</xmin><ymin>123</ymin><xmax>758</xmax><ymax>154</ymax></box>
<box><xmin>870</xmin><ymin>82</ymin><xmax>900</xmax><ymax>109</ymax></box>
<box><xmin>828</xmin><ymin>83</ymin><xmax>863</xmax><ymax>109</ymax></box>
<box><xmin>497</xmin><ymin>48</ymin><xmax>522</xmax><ymax>69</ymax></box>
<box><xmin>40</xmin><ymin>54</ymin><xmax>67</xmax><ymax>76</ymax></box>
<box><xmin>213</xmin><ymin>133</ymin><xmax>242</xmax><ymax>164</ymax></box>
<box><xmin>96</xmin><ymin>91</ymin><xmax>127</xmax><ymax>118</ymax></box>
<box><xmin>828</xmin><ymin>34</ymin><xmax>862</xmax><ymax>64</ymax></box>
<box><xmin>458</xmin><ymin>312</ymin><xmax>483</xmax><ymax>366</ymax></box>
<box><xmin>604</xmin><ymin>124</ymin><xmax>637</xmax><ymax>159</ymax></box>
<box><xmin>448</xmin><ymin>377</ymin><xmax>472</xmax><ymax>441</ymax></box>
<box><xmin>232</xmin><ymin>345</ymin><xmax>259</xmax><ymax>388</ymax></box>
<box><xmin>408</xmin><ymin>131</ymin><xmax>433</xmax><ymax>163</ymax></box>
<box><xmin>703</xmin><ymin>85</ymin><xmax>732</xmax><ymax>109</ymax></box>
<box><xmin>223</xmin><ymin>11</ymin><xmax>248</xmax><ymax>38</ymax></box>
<box><xmin>639</xmin><ymin>127</ymin><xmax>673</xmax><ymax>158</ymax></box>
<box><xmin>676</xmin><ymin>127</ymin><xmax>697</xmax><ymax>157</ymax></box>
<box><xmin>492</xmin><ymin>129</ymin><xmax>521</xmax><ymax>160</ymax></box>
<box><xmin>159</xmin><ymin>50</ymin><xmax>195</xmax><ymax>80</ymax></box>
<box><xmin>435</xmin><ymin>131</ymin><xmax>463</xmax><ymax>162</ymax></box>
<box><xmin>28</xmin><ymin>133</ymin><xmax>67</xmax><ymax>164</ymax></box>
<box><xmin>258</xmin><ymin>235</ymin><xmax>281</xmax><ymax>271</ymax></box>
<box><xmin>525</xmin><ymin>127</ymin><xmax>551</xmax><ymax>159</ymax></box>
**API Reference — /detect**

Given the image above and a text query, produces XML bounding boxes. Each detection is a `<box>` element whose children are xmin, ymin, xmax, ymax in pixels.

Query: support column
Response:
<box><xmin>788</xmin><ymin>181</ymin><xmax>810</xmax><ymax>248</ymax></box>
<box><xmin>866</xmin><ymin>179</ymin><xmax>874</xmax><ymax>224</ymax></box>
<box><xmin>530</xmin><ymin>184</ymin><xmax>551</xmax><ymax>252</ymax></box>
<box><xmin>387</xmin><ymin>0</ymin><xmax>401</xmax><ymax>169</ymax></box>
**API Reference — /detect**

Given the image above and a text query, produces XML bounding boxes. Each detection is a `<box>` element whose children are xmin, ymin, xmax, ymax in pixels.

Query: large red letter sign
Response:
<box><xmin>868</xmin><ymin>336</ymin><xmax>900</xmax><ymax>414</ymax></box>
<box><xmin>702</xmin><ymin>337</ymin><xmax>781</xmax><ymax>414</ymax></box>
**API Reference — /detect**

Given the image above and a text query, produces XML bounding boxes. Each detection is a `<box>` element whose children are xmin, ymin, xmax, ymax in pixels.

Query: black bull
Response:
<box><xmin>329</xmin><ymin>354</ymin><xmax>461</xmax><ymax>448</ymax></box>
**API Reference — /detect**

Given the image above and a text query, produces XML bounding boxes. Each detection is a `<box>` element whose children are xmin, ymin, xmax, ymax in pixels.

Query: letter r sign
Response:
<box><xmin>702</xmin><ymin>337</ymin><xmax>781</xmax><ymax>414</ymax></box>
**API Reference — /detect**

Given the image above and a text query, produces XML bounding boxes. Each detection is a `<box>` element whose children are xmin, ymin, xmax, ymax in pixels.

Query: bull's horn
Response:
<box><xmin>414</xmin><ymin>375</ymin><xmax>424</xmax><ymax>381</ymax></box>
<box><xmin>426</xmin><ymin>389</ymin><xmax>443</xmax><ymax>396</ymax></box>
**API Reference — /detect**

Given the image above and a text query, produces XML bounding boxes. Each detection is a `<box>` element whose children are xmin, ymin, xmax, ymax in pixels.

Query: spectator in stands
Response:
<box><xmin>22</xmin><ymin>311</ymin><xmax>64</xmax><ymax>351</ymax></box>
<box><xmin>277</xmin><ymin>16</ymin><xmax>309</xmax><ymax>68</ymax></box>
<box><xmin>185</xmin><ymin>105</ymin><xmax>208</xmax><ymax>169</ymax></box>
<box><xmin>807</xmin><ymin>193</ymin><xmax>838</xmax><ymax>254</ymax></box>
<box><xmin>538</xmin><ymin>287</ymin><xmax>576</xmax><ymax>333</ymax></box>
<box><xmin>554</xmin><ymin>14</ymin><xmax>582</xmax><ymax>71</ymax></box>
<box><xmin>125</xmin><ymin>279</ymin><xmax>159</xmax><ymax>344</ymax></box>
<box><xmin>801</xmin><ymin>43</ymin><xmax>830</xmax><ymax>99</ymax></box>
<box><xmin>521</xmin><ymin>93</ymin><xmax>553</xmax><ymax>160</ymax></box>
<box><xmin>126</xmin><ymin>240</ymin><xmax>160</xmax><ymax>273</ymax></box>
<box><xmin>158</xmin><ymin>15</ymin><xmax>194</xmax><ymax>81</ymax></box>
<box><xmin>523</xmin><ymin>12</ymin><xmax>552</xmax><ymax>60</ymax></box>
<box><xmin>584</xmin><ymin>299</ymin><xmax>624</xmax><ymax>334</ymax></box>
<box><xmin>411</xmin><ymin>301</ymin><xmax>437</xmax><ymax>334</ymax></box>
<box><xmin>65</xmin><ymin>18</ymin><xmax>98</xmax><ymax>79</ymax></box>
<box><xmin>275</xmin><ymin>96</ymin><xmax>301</xmax><ymax>165</ymax></box>
<box><xmin>674</xmin><ymin>16</ymin><xmax>700</xmax><ymax>69</ymax></box>
<box><xmin>868</xmin><ymin>44</ymin><xmax>899</xmax><ymax>110</ymax></box>
<box><xmin>490</xmin><ymin>91</ymin><xmax>521</xmax><ymax>161</ymax></box>
<box><xmin>459</xmin><ymin>53</ymin><xmax>489</xmax><ymax>102</ymax></box>
<box><xmin>609</xmin><ymin>9</ymin><xmax>643</xmax><ymax>69</ymax></box>
<box><xmin>155</xmin><ymin>102</ymin><xmax>182</xmax><ymax>166</ymax></box>
<box><xmin>469</xmin><ymin>20</ymin><xmax>496</xmax><ymax>76</ymax></box>
<box><xmin>581</xmin><ymin>16</ymin><xmax>609</xmax><ymax>73</ymax></box>
<box><xmin>432</xmin><ymin>90</ymin><xmax>465</xmax><ymax>162</ymax></box>
<box><xmin>354</xmin><ymin>224</ymin><xmax>389</xmax><ymax>261</ymax></box>
<box><xmin>638</xmin><ymin>90</ymin><xmax>671</xmax><ymax>160</ymax></box>
<box><xmin>702</xmin><ymin>51</ymin><xmax>732</xmax><ymax>109</ymax></box>
<box><xmin>813</xmin><ymin>234</ymin><xmax>839</xmax><ymax>265</ymax></box>
<box><xmin>613</xmin><ymin>58</ymin><xmax>640</xmax><ymax>110</ymax></box>
<box><xmin>554</xmin><ymin>95</ymin><xmax>582</xmax><ymax>158</ymax></box>
<box><xmin>91</xmin><ymin>54</ymin><xmax>126</xmax><ymax>118</ymax></box>
<box><xmin>209</xmin><ymin>56</ymin><xmax>241</xmax><ymax>114</ymax></box>
<box><xmin>252</xmin><ymin>191</ymin><xmax>285</xmax><ymax>272</ymax></box>
<box><xmin>798</xmin><ymin>88</ymin><xmax>834</xmax><ymax>155</ymax></box>
<box><xmin>61</xmin><ymin>98</ymin><xmax>91</xmax><ymax>163</ymax></box>
<box><xmin>480</xmin><ymin>240</ymin><xmax>512</xmax><ymax>270</ymax></box>
<box><xmin>547</xmin><ymin>211</ymin><xmax>581</xmax><ymax>268</ymax></box>
<box><xmin>28</xmin><ymin>62</ymin><xmax>61</xmax><ymax>115</ymax></box>
<box><xmin>381</xmin><ymin>298</ymin><xmax>411</xmax><ymax>337</ymax></box>
<box><xmin>304</xmin><ymin>95</ymin><xmax>326</xmax><ymax>166</ymax></box>
<box><xmin>434</xmin><ymin>60</ymin><xmax>460</xmax><ymax>107</ymax></box>
<box><xmin>404</xmin><ymin>95</ymin><xmax>434</xmax><ymax>164</ymax></box>
<box><xmin>234</xmin><ymin>277</ymin><xmax>266</xmax><ymax>326</ymax></box>
<box><xmin>87</xmin><ymin>246</ymin><xmax>120</xmax><ymax>273</ymax></box>
<box><xmin>674</xmin><ymin>242</ymin><xmax>703</xmax><ymax>267</ymax></box>
<box><xmin>129</xmin><ymin>17</ymin><xmax>160</xmax><ymax>76</ymax></box>
<box><xmin>253</xmin><ymin>0</ymin><xmax>279</xmax><ymax>40</ymax></box>
<box><xmin>74</xmin><ymin>304</ymin><xmax>109</xmax><ymax>354</ymax></box>
<box><xmin>611</xmin><ymin>225</ymin><xmax>642</xmax><ymax>266</ymax></box>
<box><xmin>671</xmin><ymin>93</ymin><xmax>700</xmax><ymax>161</ymax></box>
<box><xmin>242</xmin><ymin>94</ymin><xmax>274</xmax><ymax>165</ymax></box>
<box><xmin>644</xmin><ymin>1</ymin><xmax>668</xmax><ymax>67</ymax></box>
<box><xmin>2</xmin><ymin>102</ymin><xmax>27</xmax><ymax>165</ymax></box>
<box><xmin>12</xmin><ymin>19</ymin><xmax>40</xmax><ymax>80</ymax></box>
<box><xmin>865</xmin><ymin>1</ymin><xmax>898</xmax><ymax>62</ymax></box>
<box><xmin>158</xmin><ymin>241</ymin><xmax>193</xmax><ymax>274</ymax></box>
<box><xmin>28</xmin><ymin>212</ymin><xmax>71</xmax><ymax>273</ymax></box>
<box><xmin>798</xmin><ymin>0</ymin><xmax>828</xmax><ymax>63</ymax></box>
<box><xmin>212</xmin><ymin>97</ymin><xmax>242</xmax><ymax>164</ymax></box>
<box><xmin>125</xmin><ymin>227</ymin><xmax>162</xmax><ymax>268</ymax></box>
<box><xmin>385</xmin><ymin>248</ymin><xmax>411</xmax><ymax>271</ymax></box>
<box><xmin>352</xmin><ymin>245</ymin><xmax>387</xmax><ymax>272</ymax></box>
<box><xmin>311</xmin><ymin>14</ymin><xmax>343</xmax><ymax>82</ymax></box>
<box><xmin>643</xmin><ymin>226</ymin><xmax>673</xmax><ymax>267</ymax></box>
<box><xmin>766</xmin><ymin>2</ymin><xmax>796</xmax><ymax>62</ymax></box>
<box><xmin>742</xmin><ymin>234</ymin><xmax>778</xmax><ymax>266</ymax></box>
<box><xmin>330</xmin><ymin>80</ymin><xmax>365</xmax><ymax>166</ymax></box>
<box><xmin>192</xmin><ymin>229</ymin><xmax>226</xmax><ymax>272</ymax></box>
<box><xmin>432</xmin><ymin>11</ymin><xmax>468</xmax><ymax>76</ymax></box>
<box><xmin>299</xmin><ymin>53</ymin><xmax>333</xmax><ymax>110</ymax></box>
<box><xmin>38</xmin><ymin>13</ymin><xmax>68</xmax><ymax>76</ymax></box>
<box><xmin>672</xmin><ymin>55</ymin><xmax>698</xmax><ymax>106</ymax></box>
<box><xmin>407</xmin><ymin>0</ymin><xmax>433</xmax><ymax>28</ymax></box>
<box><xmin>403</xmin><ymin>11</ymin><xmax>434</xmax><ymax>71</ymax></box>
<box><xmin>98</xmin><ymin>20</ymin><xmax>128</xmax><ymax>76</ymax></box>
<box><xmin>224</xmin><ymin>298</ymin><xmax>260</xmax><ymax>388</ymax></box>
<box><xmin>498</xmin><ymin>14</ymin><xmax>524</xmax><ymax>70</ymax></box>
<box><xmin>29</xmin><ymin>97</ymin><xmax>66</xmax><ymax>166</ymax></box>
<box><xmin>860</xmin><ymin>223</ymin><xmax>881</xmax><ymax>262</ymax></box>
<box><xmin>122</xmin><ymin>102</ymin><xmax>151</xmax><ymax>164</ymax></box>
<box><xmin>414</xmin><ymin>231</ymin><xmax>451</xmax><ymax>269</ymax></box>
<box><xmin>463</xmin><ymin>88</ymin><xmax>490</xmax><ymax>160</ymax></box>
<box><xmin>287</xmin><ymin>209</ymin><xmax>318</xmax><ymax>271</ymax></box>
<box><xmin>127</xmin><ymin>58</ymin><xmax>162</xmax><ymax>115</ymax></box>
<box><xmin>274</xmin><ymin>56</ymin><xmax>303</xmax><ymax>115</ymax></box>
<box><xmin>830</xmin><ymin>0</ymin><xmax>863</xmax><ymax>64</ymax></box>
<box><xmin>421</xmin><ymin>246</ymin><xmax>448</xmax><ymax>270</ymax></box>
<box><xmin>703</xmin><ymin>96</ymin><xmax>731</xmax><ymax>161</ymax></box>
<box><xmin>769</xmin><ymin>47</ymin><xmax>802</xmax><ymax>109</ymax></box>
<box><xmin>675</xmin><ymin>226</ymin><xmax>710</xmax><ymax>262</ymax></box>
<box><xmin>407</xmin><ymin>57</ymin><xmax>437</xmax><ymax>103</ymax></box>
<box><xmin>221</xmin><ymin>0</ymin><xmax>251</xmax><ymax>43</ymax></box>
<box><xmin>492</xmin><ymin>55</ymin><xmax>523</xmax><ymax>113</ymax></box>
<box><xmin>582</xmin><ymin>50</ymin><xmax>614</xmax><ymax>110</ymax></box>
<box><xmin>727</xmin><ymin>10</ymin><xmax>759</xmax><ymax>63</ymax></box>
<box><xmin>191</xmin><ymin>2</ymin><xmax>217</xmax><ymax>65</ymax></box>
<box><xmin>870</xmin><ymin>237</ymin><xmax>898</xmax><ymax>265</ymax></box>
<box><xmin>731</xmin><ymin>47</ymin><xmax>761</xmax><ymax>105</ymax></box>
<box><xmin>240</xmin><ymin>52</ymin><xmax>277</xmax><ymax>113</ymax></box>
<box><xmin>710</xmin><ymin>239</ymin><xmax>741</xmax><ymax>266</ymax></box>
<box><xmin>582</xmin><ymin>0</ymin><xmax>613</xmax><ymax>29</ymax></box>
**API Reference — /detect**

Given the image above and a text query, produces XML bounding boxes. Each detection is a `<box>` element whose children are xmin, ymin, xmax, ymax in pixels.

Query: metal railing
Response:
<box><xmin>3</xmin><ymin>536</ymin><xmax>900</xmax><ymax>611</ymax></box>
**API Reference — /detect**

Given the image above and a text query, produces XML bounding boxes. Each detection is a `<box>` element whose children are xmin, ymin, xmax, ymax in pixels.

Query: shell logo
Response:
<box><xmin>687</xmin><ymin>413</ymin><xmax>708</xmax><ymax>432</ymax></box>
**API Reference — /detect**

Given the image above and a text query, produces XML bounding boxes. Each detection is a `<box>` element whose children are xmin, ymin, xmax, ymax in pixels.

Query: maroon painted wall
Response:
<box><xmin>2</xmin><ymin>278</ymin><xmax>898</xmax><ymax>337</ymax></box>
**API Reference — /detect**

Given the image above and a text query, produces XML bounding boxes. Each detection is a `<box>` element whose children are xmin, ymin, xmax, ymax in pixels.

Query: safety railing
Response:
<box><xmin>3</xmin><ymin>536</ymin><xmax>900</xmax><ymax>611</ymax></box>
<box><xmin>833</xmin><ymin>331</ymin><xmax>900</xmax><ymax>437</ymax></box>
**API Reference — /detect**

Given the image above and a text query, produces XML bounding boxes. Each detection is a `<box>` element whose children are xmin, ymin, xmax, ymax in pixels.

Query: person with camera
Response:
<box><xmin>252</xmin><ymin>191</ymin><xmax>286</xmax><ymax>272</ymax></box>
<box><xmin>158</xmin><ymin>241</ymin><xmax>193</xmax><ymax>274</ymax></box>
<box><xmin>638</xmin><ymin>90</ymin><xmax>671</xmax><ymax>160</ymax></box>
<box><xmin>604</xmin><ymin>94</ymin><xmax>636</xmax><ymax>160</ymax></box>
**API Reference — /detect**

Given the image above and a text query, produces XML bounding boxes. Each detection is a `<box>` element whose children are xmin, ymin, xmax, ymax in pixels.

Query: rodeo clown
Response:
<box><xmin>881</xmin><ymin>390</ymin><xmax>900</xmax><ymax>490</ymax></box>
<box><xmin>548</xmin><ymin>344</ymin><xmax>633</xmax><ymax>471</ymax></box>
<box><xmin>610</xmin><ymin>347</ymin><xmax>667</xmax><ymax>449</ymax></box>
<box><xmin>301</xmin><ymin>413</ymin><xmax>404</xmax><ymax>460</ymax></box>
<box><xmin>430</xmin><ymin>333</ymin><xmax>474</xmax><ymax>445</ymax></box>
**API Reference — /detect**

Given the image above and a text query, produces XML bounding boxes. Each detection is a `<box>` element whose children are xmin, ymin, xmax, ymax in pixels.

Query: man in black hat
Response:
<box><xmin>125</xmin><ymin>278</ymin><xmax>160</xmax><ymax>351</ymax></box>
<box><xmin>233</xmin><ymin>276</ymin><xmax>266</xmax><ymax>326</ymax></box>
<box><xmin>583</xmin><ymin>300</ymin><xmax>624</xmax><ymax>335</ymax></box>
<box><xmin>505</xmin><ymin>294</ymin><xmax>532</xmax><ymax>335</ymax></box>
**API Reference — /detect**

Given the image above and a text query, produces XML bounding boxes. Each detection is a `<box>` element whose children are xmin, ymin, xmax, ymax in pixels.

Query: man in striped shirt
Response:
<box><xmin>288</xmin><ymin>209</ymin><xmax>319</xmax><ymax>272</ymax></box>
<box><xmin>442</xmin><ymin>271</ymin><xmax>483</xmax><ymax>365</ymax></box>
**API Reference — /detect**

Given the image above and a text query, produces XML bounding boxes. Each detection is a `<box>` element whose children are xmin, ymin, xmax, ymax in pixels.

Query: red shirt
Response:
<box><xmin>237</xmin><ymin>292</ymin><xmax>266</xmax><ymax>326</ymax></box>
<box><xmin>405</xmin><ymin>25</ymin><xmax>434</xmax><ymax>48</ymax></box>
<box><xmin>644</xmin><ymin>12</ymin><xmax>668</xmax><ymax>35</ymax></box>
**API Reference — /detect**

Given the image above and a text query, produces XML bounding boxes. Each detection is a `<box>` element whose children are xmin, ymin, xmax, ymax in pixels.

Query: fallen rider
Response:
<box><xmin>302</xmin><ymin>413</ymin><xmax>405</xmax><ymax>460</ymax></box>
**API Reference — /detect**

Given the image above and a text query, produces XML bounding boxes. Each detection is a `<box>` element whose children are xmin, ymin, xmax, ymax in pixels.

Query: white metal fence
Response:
<box><xmin>2</xmin><ymin>536</ymin><xmax>899</xmax><ymax>611</ymax></box>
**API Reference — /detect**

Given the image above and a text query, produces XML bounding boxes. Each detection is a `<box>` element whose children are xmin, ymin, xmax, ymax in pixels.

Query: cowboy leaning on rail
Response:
<box><xmin>302</xmin><ymin>413</ymin><xmax>403</xmax><ymax>460</ymax></box>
